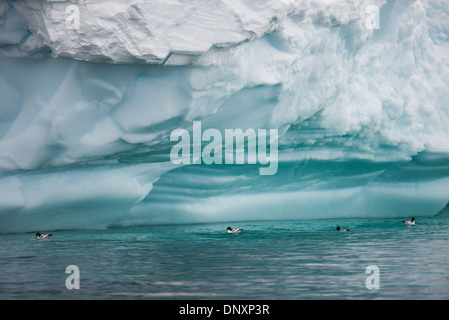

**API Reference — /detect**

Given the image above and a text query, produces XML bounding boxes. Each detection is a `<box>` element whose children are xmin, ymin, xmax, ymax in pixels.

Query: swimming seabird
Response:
<box><xmin>336</xmin><ymin>226</ymin><xmax>350</xmax><ymax>231</ymax></box>
<box><xmin>227</xmin><ymin>227</ymin><xmax>243</xmax><ymax>234</ymax></box>
<box><xmin>402</xmin><ymin>217</ymin><xmax>415</xmax><ymax>226</ymax></box>
<box><xmin>36</xmin><ymin>232</ymin><xmax>53</xmax><ymax>239</ymax></box>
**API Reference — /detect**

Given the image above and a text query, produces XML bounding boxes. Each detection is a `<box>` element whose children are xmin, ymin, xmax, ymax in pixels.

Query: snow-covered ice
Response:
<box><xmin>0</xmin><ymin>0</ymin><xmax>448</xmax><ymax>232</ymax></box>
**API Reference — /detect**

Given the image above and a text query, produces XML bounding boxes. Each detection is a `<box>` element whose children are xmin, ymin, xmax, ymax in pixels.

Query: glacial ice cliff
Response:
<box><xmin>0</xmin><ymin>0</ymin><xmax>449</xmax><ymax>233</ymax></box>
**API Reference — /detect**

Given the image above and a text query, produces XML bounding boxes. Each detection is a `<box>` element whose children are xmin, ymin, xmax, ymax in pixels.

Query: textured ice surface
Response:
<box><xmin>0</xmin><ymin>0</ymin><xmax>449</xmax><ymax>232</ymax></box>
<box><xmin>1</xmin><ymin>0</ymin><xmax>383</xmax><ymax>63</ymax></box>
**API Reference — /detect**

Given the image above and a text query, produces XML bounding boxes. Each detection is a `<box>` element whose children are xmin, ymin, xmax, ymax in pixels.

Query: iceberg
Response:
<box><xmin>0</xmin><ymin>0</ymin><xmax>448</xmax><ymax>233</ymax></box>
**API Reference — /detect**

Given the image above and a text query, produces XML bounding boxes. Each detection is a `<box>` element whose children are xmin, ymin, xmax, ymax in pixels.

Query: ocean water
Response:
<box><xmin>1</xmin><ymin>215</ymin><xmax>449</xmax><ymax>300</ymax></box>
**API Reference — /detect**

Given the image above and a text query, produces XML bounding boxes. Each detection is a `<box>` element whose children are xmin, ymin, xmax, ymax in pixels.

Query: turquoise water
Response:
<box><xmin>1</xmin><ymin>215</ymin><xmax>449</xmax><ymax>300</ymax></box>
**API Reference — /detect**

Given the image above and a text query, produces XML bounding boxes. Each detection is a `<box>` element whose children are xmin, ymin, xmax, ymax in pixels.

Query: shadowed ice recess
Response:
<box><xmin>0</xmin><ymin>0</ymin><xmax>449</xmax><ymax>233</ymax></box>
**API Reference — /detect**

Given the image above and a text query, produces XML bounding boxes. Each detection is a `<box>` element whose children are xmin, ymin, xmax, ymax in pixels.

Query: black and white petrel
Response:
<box><xmin>36</xmin><ymin>232</ymin><xmax>53</xmax><ymax>239</ymax></box>
<box><xmin>402</xmin><ymin>217</ymin><xmax>415</xmax><ymax>226</ymax></box>
<box><xmin>227</xmin><ymin>227</ymin><xmax>243</xmax><ymax>234</ymax></box>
